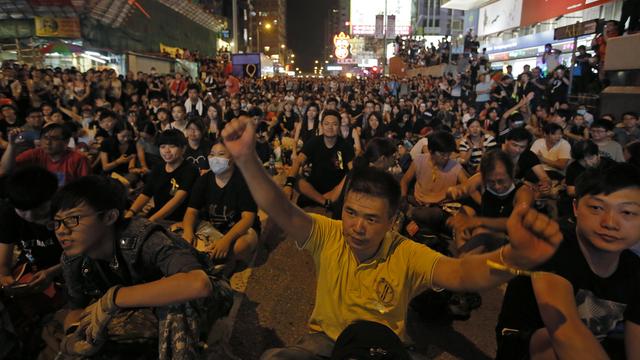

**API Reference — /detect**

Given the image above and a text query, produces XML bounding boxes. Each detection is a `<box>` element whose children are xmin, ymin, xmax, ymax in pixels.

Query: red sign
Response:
<box><xmin>521</xmin><ymin>0</ymin><xmax>613</xmax><ymax>27</ymax></box>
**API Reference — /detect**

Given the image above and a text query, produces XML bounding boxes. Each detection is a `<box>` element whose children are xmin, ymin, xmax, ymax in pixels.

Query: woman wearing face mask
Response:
<box><xmin>181</xmin><ymin>141</ymin><xmax>260</xmax><ymax>269</ymax></box>
<box><xmin>446</xmin><ymin>149</ymin><xmax>535</xmax><ymax>253</ymax></box>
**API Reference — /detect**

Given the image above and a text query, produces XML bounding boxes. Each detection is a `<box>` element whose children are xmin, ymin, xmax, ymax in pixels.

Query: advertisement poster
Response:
<box><xmin>478</xmin><ymin>0</ymin><xmax>523</xmax><ymax>36</ymax></box>
<box><xmin>351</xmin><ymin>0</ymin><xmax>411</xmax><ymax>36</ymax></box>
<box><xmin>521</xmin><ymin>0</ymin><xmax>613</xmax><ymax>27</ymax></box>
<box><xmin>34</xmin><ymin>16</ymin><xmax>81</xmax><ymax>38</ymax></box>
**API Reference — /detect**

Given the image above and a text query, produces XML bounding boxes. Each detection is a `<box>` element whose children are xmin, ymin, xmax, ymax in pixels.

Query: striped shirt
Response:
<box><xmin>459</xmin><ymin>134</ymin><xmax>497</xmax><ymax>166</ymax></box>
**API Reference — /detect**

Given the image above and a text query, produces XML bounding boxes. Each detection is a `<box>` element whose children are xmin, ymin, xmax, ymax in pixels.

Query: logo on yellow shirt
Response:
<box><xmin>375</xmin><ymin>277</ymin><xmax>396</xmax><ymax>307</ymax></box>
<box><xmin>169</xmin><ymin>178</ymin><xmax>179</xmax><ymax>196</ymax></box>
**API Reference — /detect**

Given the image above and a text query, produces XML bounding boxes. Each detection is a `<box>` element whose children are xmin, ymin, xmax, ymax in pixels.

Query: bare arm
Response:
<box><xmin>0</xmin><ymin>243</ymin><xmax>15</xmax><ymax>286</ymax></box>
<box><xmin>626</xmin><ymin>321</ymin><xmax>640</xmax><ymax>360</ymax></box>
<box><xmin>400</xmin><ymin>162</ymin><xmax>416</xmax><ymax>198</ymax></box>
<box><xmin>222</xmin><ymin>116</ymin><xmax>313</xmax><ymax>248</ymax></box>
<box><xmin>148</xmin><ymin>190</ymin><xmax>189</xmax><ymax>222</ymax></box>
<box><xmin>115</xmin><ymin>270</ymin><xmax>212</xmax><ymax>308</ymax></box>
<box><xmin>182</xmin><ymin>207</ymin><xmax>199</xmax><ymax>245</ymax></box>
<box><xmin>100</xmin><ymin>152</ymin><xmax>128</xmax><ymax>172</ymax></box>
<box><xmin>531</xmin><ymin>272</ymin><xmax>609</xmax><ymax>360</ymax></box>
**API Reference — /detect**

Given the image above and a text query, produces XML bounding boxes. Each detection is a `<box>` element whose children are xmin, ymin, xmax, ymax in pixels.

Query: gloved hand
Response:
<box><xmin>78</xmin><ymin>285</ymin><xmax>121</xmax><ymax>344</ymax></box>
<box><xmin>60</xmin><ymin>332</ymin><xmax>104</xmax><ymax>356</ymax></box>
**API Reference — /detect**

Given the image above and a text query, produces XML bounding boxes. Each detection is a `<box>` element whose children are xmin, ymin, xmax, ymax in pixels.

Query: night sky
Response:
<box><xmin>287</xmin><ymin>0</ymin><xmax>336</xmax><ymax>72</ymax></box>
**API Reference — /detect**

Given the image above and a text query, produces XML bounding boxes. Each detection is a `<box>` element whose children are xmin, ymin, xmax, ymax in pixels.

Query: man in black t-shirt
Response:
<box><xmin>496</xmin><ymin>163</ymin><xmax>640</xmax><ymax>359</ymax></box>
<box><xmin>126</xmin><ymin>129</ymin><xmax>198</xmax><ymax>223</ymax></box>
<box><xmin>284</xmin><ymin>110</ymin><xmax>355</xmax><ymax>210</ymax></box>
<box><xmin>501</xmin><ymin>128</ymin><xmax>551</xmax><ymax>186</ymax></box>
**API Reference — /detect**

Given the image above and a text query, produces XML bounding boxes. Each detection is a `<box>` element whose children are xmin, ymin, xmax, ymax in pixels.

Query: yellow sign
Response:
<box><xmin>333</xmin><ymin>32</ymin><xmax>351</xmax><ymax>60</ymax></box>
<box><xmin>160</xmin><ymin>43</ymin><xmax>183</xmax><ymax>58</ymax></box>
<box><xmin>35</xmin><ymin>17</ymin><xmax>81</xmax><ymax>38</ymax></box>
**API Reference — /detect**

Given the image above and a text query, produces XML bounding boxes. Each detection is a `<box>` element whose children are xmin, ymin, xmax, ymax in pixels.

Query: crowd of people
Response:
<box><xmin>0</xmin><ymin>44</ymin><xmax>639</xmax><ymax>360</ymax></box>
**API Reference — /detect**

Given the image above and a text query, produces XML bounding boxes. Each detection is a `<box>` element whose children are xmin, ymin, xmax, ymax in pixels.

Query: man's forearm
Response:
<box><xmin>115</xmin><ymin>270</ymin><xmax>212</xmax><ymax>308</ymax></box>
<box><xmin>235</xmin><ymin>154</ymin><xmax>311</xmax><ymax>244</ymax></box>
<box><xmin>297</xmin><ymin>179</ymin><xmax>327</xmax><ymax>205</ymax></box>
<box><xmin>435</xmin><ymin>247</ymin><xmax>514</xmax><ymax>292</ymax></box>
<box><xmin>477</xmin><ymin>217</ymin><xmax>508</xmax><ymax>232</ymax></box>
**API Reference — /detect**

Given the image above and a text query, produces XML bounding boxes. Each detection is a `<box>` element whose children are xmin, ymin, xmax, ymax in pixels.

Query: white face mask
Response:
<box><xmin>485</xmin><ymin>183</ymin><xmax>516</xmax><ymax>197</ymax></box>
<box><xmin>208</xmin><ymin>156</ymin><xmax>230</xmax><ymax>175</ymax></box>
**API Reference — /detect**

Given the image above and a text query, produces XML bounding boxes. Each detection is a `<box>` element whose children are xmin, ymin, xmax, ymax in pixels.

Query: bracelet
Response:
<box><xmin>284</xmin><ymin>176</ymin><xmax>296</xmax><ymax>188</ymax></box>
<box><xmin>487</xmin><ymin>246</ymin><xmax>535</xmax><ymax>277</ymax></box>
<box><xmin>324</xmin><ymin>199</ymin><xmax>332</xmax><ymax>209</ymax></box>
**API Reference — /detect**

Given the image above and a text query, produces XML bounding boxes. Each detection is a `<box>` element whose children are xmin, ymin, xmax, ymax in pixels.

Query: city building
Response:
<box><xmin>444</xmin><ymin>0</ymin><xmax>625</xmax><ymax>74</ymax></box>
<box><xmin>250</xmin><ymin>0</ymin><xmax>287</xmax><ymax>66</ymax></box>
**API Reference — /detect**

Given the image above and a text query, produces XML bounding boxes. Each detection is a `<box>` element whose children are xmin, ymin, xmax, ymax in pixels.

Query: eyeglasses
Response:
<box><xmin>47</xmin><ymin>211</ymin><xmax>103</xmax><ymax>231</ymax></box>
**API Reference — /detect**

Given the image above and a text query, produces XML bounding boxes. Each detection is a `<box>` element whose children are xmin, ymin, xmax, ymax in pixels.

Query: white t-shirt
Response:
<box><xmin>530</xmin><ymin>138</ymin><xmax>571</xmax><ymax>175</ymax></box>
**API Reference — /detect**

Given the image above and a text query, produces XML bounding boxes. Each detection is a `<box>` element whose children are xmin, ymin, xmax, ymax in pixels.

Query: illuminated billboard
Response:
<box><xmin>350</xmin><ymin>0</ymin><xmax>411</xmax><ymax>36</ymax></box>
<box><xmin>478</xmin><ymin>0</ymin><xmax>523</xmax><ymax>36</ymax></box>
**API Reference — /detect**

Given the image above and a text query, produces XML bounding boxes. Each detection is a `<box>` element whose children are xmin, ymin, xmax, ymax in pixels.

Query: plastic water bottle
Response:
<box><xmin>268</xmin><ymin>155</ymin><xmax>276</xmax><ymax>176</ymax></box>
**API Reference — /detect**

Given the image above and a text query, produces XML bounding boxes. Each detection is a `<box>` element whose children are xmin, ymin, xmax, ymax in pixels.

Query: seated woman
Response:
<box><xmin>99</xmin><ymin>121</ymin><xmax>141</xmax><ymax>184</ymax></box>
<box><xmin>126</xmin><ymin>129</ymin><xmax>199</xmax><ymax>224</ymax></box>
<box><xmin>446</xmin><ymin>149</ymin><xmax>535</xmax><ymax>254</ymax></box>
<box><xmin>458</xmin><ymin>118</ymin><xmax>497</xmax><ymax>174</ymax></box>
<box><xmin>184</xmin><ymin>118</ymin><xmax>213</xmax><ymax>174</ymax></box>
<box><xmin>182</xmin><ymin>141</ymin><xmax>259</xmax><ymax>269</ymax></box>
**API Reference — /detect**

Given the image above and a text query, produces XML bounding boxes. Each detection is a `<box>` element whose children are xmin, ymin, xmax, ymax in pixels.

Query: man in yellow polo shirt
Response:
<box><xmin>221</xmin><ymin>116</ymin><xmax>563</xmax><ymax>359</ymax></box>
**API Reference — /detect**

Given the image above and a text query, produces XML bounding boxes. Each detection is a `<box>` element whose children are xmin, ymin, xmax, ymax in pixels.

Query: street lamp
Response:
<box><xmin>290</xmin><ymin>60</ymin><xmax>294</xmax><ymax>64</ymax></box>
<box><xmin>325</xmin><ymin>60</ymin><xmax>329</xmax><ymax>64</ymax></box>
<box><xmin>280</xmin><ymin>44</ymin><xmax>285</xmax><ymax>49</ymax></box>
<box><xmin>291</xmin><ymin>54</ymin><xmax>295</xmax><ymax>58</ymax></box>
<box><xmin>257</xmin><ymin>22</ymin><xmax>272</xmax><ymax>53</ymax></box>
<box><xmin>314</xmin><ymin>60</ymin><xmax>319</xmax><ymax>64</ymax></box>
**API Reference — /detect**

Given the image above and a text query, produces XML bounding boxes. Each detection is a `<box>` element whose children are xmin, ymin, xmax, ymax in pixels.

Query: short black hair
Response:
<box><xmin>571</xmin><ymin>140</ymin><xmax>599</xmax><ymax>160</ymax></box>
<box><xmin>543</xmin><ymin>122</ymin><xmax>563</xmax><ymax>135</ymax></box>
<box><xmin>346</xmin><ymin>167</ymin><xmax>401</xmax><ymax>218</ymax></box>
<box><xmin>157</xmin><ymin>128</ymin><xmax>187</xmax><ymax>147</ymax></box>
<box><xmin>505</xmin><ymin>127</ymin><xmax>533</xmax><ymax>144</ymax></box>
<box><xmin>575</xmin><ymin>163</ymin><xmax>640</xmax><ymax>201</ymax></box>
<box><xmin>7</xmin><ymin>166</ymin><xmax>58</xmax><ymax>210</ymax></box>
<box><xmin>112</xmin><ymin>120</ymin><xmax>134</xmax><ymax>135</ymax></box>
<box><xmin>622</xmin><ymin>111</ymin><xmax>638</xmax><ymax>120</ymax></box>
<box><xmin>186</xmin><ymin>118</ymin><xmax>206</xmax><ymax>133</ymax></box>
<box><xmin>590</xmin><ymin>119</ymin><xmax>614</xmax><ymax>131</ymax></box>
<box><xmin>26</xmin><ymin>108</ymin><xmax>42</xmax><ymax>116</ymax></box>
<box><xmin>322</xmin><ymin>109</ymin><xmax>341</xmax><ymax>123</ymax></box>
<box><xmin>51</xmin><ymin>175</ymin><xmax>127</xmax><ymax>217</ymax></box>
<box><xmin>427</xmin><ymin>131</ymin><xmax>457</xmax><ymax>153</ymax></box>
<box><xmin>99</xmin><ymin>109</ymin><xmax>118</xmax><ymax>122</ymax></box>
<box><xmin>555</xmin><ymin>109</ymin><xmax>571</xmax><ymax>121</ymax></box>
<box><xmin>41</xmin><ymin>123</ymin><xmax>71</xmax><ymax>140</ymax></box>
<box><xmin>480</xmin><ymin>149</ymin><xmax>515</xmax><ymax>180</ymax></box>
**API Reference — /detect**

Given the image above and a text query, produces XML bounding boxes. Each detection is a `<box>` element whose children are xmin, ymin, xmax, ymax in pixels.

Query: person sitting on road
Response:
<box><xmin>284</xmin><ymin>109</ymin><xmax>355</xmax><ymax>211</ymax></box>
<box><xmin>220</xmin><ymin>115</ymin><xmax>563</xmax><ymax>360</ymax></box>
<box><xmin>496</xmin><ymin>162</ymin><xmax>640</xmax><ymax>360</ymax></box>
<box><xmin>446</xmin><ymin>150</ymin><xmax>535</xmax><ymax>254</ymax></box>
<box><xmin>0</xmin><ymin>167</ymin><xmax>65</xmax><ymax>358</ymax></box>
<box><xmin>181</xmin><ymin>141</ymin><xmax>259</xmax><ymax>270</ymax></box>
<box><xmin>400</xmin><ymin>130</ymin><xmax>467</xmax><ymax>235</ymax></box>
<box><xmin>126</xmin><ymin>129</ymin><xmax>198</xmax><ymax>224</ymax></box>
<box><xmin>0</xmin><ymin>123</ymin><xmax>91</xmax><ymax>186</ymax></box>
<box><xmin>50</xmin><ymin>175</ymin><xmax>233</xmax><ymax>359</ymax></box>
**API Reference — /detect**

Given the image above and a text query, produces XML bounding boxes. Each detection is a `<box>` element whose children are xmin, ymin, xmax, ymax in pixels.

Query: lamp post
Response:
<box><xmin>257</xmin><ymin>22</ymin><xmax>272</xmax><ymax>54</ymax></box>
